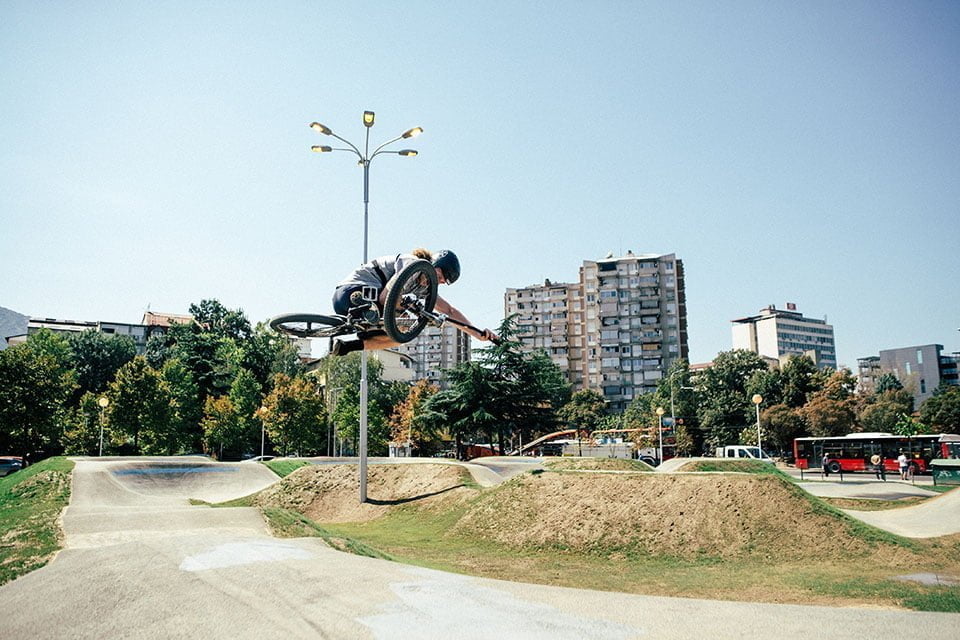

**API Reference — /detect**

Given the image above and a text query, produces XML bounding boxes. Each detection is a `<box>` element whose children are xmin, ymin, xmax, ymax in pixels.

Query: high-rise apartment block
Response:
<box><xmin>505</xmin><ymin>252</ymin><xmax>688</xmax><ymax>412</ymax></box>
<box><xmin>731</xmin><ymin>305</ymin><xmax>837</xmax><ymax>369</ymax></box>
<box><xmin>393</xmin><ymin>324</ymin><xmax>471</xmax><ymax>387</ymax></box>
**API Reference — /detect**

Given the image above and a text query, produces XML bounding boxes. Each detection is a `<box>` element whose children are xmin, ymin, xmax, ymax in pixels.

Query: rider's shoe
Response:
<box><xmin>332</xmin><ymin>338</ymin><xmax>363</xmax><ymax>357</ymax></box>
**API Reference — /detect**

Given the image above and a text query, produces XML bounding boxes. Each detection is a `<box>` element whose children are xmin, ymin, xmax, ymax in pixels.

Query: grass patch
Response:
<box><xmin>543</xmin><ymin>458</ymin><xmax>654</xmax><ymax>472</ymax></box>
<box><xmin>822</xmin><ymin>496</ymin><xmax>927</xmax><ymax>511</ymax></box>
<box><xmin>0</xmin><ymin>457</ymin><xmax>74</xmax><ymax>586</ymax></box>
<box><xmin>678</xmin><ymin>459</ymin><xmax>788</xmax><ymax>477</ymax></box>
<box><xmin>264</xmin><ymin>459</ymin><xmax>311</xmax><ymax>478</ymax></box>
<box><xmin>260</xmin><ymin>507</ymin><xmax>391</xmax><ymax>560</ymax></box>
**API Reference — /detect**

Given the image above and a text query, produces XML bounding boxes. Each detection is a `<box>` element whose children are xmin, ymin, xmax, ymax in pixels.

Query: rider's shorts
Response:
<box><xmin>332</xmin><ymin>285</ymin><xmax>360</xmax><ymax>316</ymax></box>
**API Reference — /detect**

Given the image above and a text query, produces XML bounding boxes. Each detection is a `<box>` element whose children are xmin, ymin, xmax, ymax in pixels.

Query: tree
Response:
<box><xmin>0</xmin><ymin>340</ymin><xmax>77</xmax><ymax>458</ymax></box>
<box><xmin>557</xmin><ymin>389</ymin><xmax>607</xmax><ymax>433</ymax></box>
<box><xmin>422</xmin><ymin>317</ymin><xmax>571</xmax><ymax>457</ymax></box>
<box><xmin>623</xmin><ymin>393</ymin><xmax>657</xmax><ymax>450</ymax></box>
<box><xmin>226</xmin><ymin>367</ymin><xmax>263</xmax><ymax>456</ymax></box>
<box><xmin>758</xmin><ymin>403</ymin><xmax>804</xmax><ymax>456</ymax></box>
<box><xmin>388</xmin><ymin>380</ymin><xmax>441</xmax><ymax>454</ymax></box>
<box><xmin>324</xmin><ymin>353</ymin><xmax>392</xmax><ymax>455</ymax></box>
<box><xmin>799</xmin><ymin>394</ymin><xmax>855</xmax><ymax>437</ymax></box>
<box><xmin>696</xmin><ymin>350</ymin><xmax>770</xmax><ymax>449</ymax></box>
<box><xmin>62</xmin><ymin>393</ymin><xmax>104</xmax><ymax>455</ymax></box>
<box><xmin>239</xmin><ymin>323</ymin><xmax>303</xmax><ymax>389</ymax></box>
<box><xmin>875</xmin><ymin>372</ymin><xmax>903</xmax><ymax>394</ymax></box>
<box><xmin>161</xmin><ymin>358</ymin><xmax>203</xmax><ymax>452</ymax></box>
<box><xmin>189</xmin><ymin>299</ymin><xmax>252</xmax><ymax>341</ymax></box>
<box><xmin>919</xmin><ymin>386</ymin><xmax>960</xmax><ymax>433</ymax></box>
<box><xmin>106</xmin><ymin>356</ymin><xmax>173</xmax><ymax>454</ymax></box>
<box><xmin>258</xmin><ymin>373</ymin><xmax>327</xmax><ymax>456</ymax></box>
<box><xmin>858</xmin><ymin>389</ymin><xmax>914</xmax><ymax>433</ymax></box>
<box><xmin>68</xmin><ymin>329</ymin><xmax>137</xmax><ymax>398</ymax></box>
<box><xmin>778</xmin><ymin>355</ymin><xmax>820</xmax><ymax>408</ymax></box>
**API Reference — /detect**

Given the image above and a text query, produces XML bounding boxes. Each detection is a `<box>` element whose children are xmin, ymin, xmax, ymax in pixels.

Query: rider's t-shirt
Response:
<box><xmin>336</xmin><ymin>253</ymin><xmax>419</xmax><ymax>290</ymax></box>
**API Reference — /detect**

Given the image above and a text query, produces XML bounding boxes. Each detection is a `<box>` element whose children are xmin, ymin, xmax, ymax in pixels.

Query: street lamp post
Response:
<box><xmin>655</xmin><ymin>407</ymin><xmax>665</xmax><ymax>466</ymax></box>
<box><xmin>97</xmin><ymin>396</ymin><xmax>109</xmax><ymax>456</ymax></box>
<box><xmin>310</xmin><ymin>112</ymin><xmax>422</xmax><ymax>503</ymax></box>
<box><xmin>752</xmin><ymin>394</ymin><xmax>763</xmax><ymax>456</ymax></box>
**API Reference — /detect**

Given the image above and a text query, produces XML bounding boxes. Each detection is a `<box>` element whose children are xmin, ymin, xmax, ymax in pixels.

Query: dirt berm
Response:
<box><xmin>256</xmin><ymin>464</ymin><xmax>914</xmax><ymax>561</ymax></box>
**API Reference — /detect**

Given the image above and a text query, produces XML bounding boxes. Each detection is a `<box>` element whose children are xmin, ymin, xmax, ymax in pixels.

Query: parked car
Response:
<box><xmin>0</xmin><ymin>456</ymin><xmax>24</xmax><ymax>477</ymax></box>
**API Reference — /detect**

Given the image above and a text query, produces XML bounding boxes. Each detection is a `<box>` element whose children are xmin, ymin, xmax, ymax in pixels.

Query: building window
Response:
<box><xmin>917</xmin><ymin>349</ymin><xmax>923</xmax><ymax>364</ymax></box>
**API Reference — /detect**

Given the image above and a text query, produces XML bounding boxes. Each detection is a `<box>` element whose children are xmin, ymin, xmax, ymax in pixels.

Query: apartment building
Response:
<box><xmin>505</xmin><ymin>252</ymin><xmax>688</xmax><ymax>412</ymax></box>
<box><xmin>731</xmin><ymin>305</ymin><xmax>837</xmax><ymax>370</ymax></box>
<box><xmin>393</xmin><ymin>323</ymin><xmax>471</xmax><ymax>388</ymax></box>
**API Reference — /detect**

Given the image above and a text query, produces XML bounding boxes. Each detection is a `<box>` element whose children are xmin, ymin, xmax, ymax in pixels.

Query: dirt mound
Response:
<box><xmin>544</xmin><ymin>458</ymin><xmax>654</xmax><ymax>472</ymax></box>
<box><xmin>451</xmin><ymin>471</ymin><xmax>904</xmax><ymax>560</ymax></box>
<box><xmin>255</xmin><ymin>463</ymin><xmax>476</xmax><ymax>523</ymax></box>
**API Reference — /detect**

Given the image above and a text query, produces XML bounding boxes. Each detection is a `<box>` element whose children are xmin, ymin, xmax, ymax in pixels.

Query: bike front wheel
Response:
<box><xmin>382</xmin><ymin>260</ymin><xmax>438</xmax><ymax>344</ymax></box>
<box><xmin>268</xmin><ymin>313</ymin><xmax>346</xmax><ymax>338</ymax></box>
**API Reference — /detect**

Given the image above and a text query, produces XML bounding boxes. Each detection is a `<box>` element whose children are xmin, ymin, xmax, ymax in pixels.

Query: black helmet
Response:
<box><xmin>432</xmin><ymin>249</ymin><xmax>460</xmax><ymax>284</ymax></box>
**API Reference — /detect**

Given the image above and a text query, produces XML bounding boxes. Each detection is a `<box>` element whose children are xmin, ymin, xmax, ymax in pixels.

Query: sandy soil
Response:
<box><xmin>255</xmin><ymin>463</ymin><xmax>476</xmax><ymax>523</ymax></box>
<box><xmin>254</xmin><ymin>462</ymin><xmax>931</xmax><ymax>563</ymax></box>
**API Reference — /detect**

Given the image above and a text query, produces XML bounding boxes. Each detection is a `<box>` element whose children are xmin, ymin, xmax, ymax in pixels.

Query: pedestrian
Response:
<box><xmin>898</xmin><ymin>451</ymin><xmax>909</xmax><ymax>480</ymax></box>
<box><xmin>870</xmin><ymin>453</ymin><xmax>886</xmax><ymax>481</ymax></box>
<box><xmin>822</xmin><ymin>452</ymin><xmax>831</xmax><ymax>477</ymax></box>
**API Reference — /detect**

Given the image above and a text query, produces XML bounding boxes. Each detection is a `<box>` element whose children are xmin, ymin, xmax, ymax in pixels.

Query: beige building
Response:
<box><xmin>731</xmin><ymin>305</ymin><xmax>837</xmax><ymax>370</ymax></box>
<box><xmin>505</xmin><ymin>252</ymin><xmax>688</xmax><ymax>412</ymax></box>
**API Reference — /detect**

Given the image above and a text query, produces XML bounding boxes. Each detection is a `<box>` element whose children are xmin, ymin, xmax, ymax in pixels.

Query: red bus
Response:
<box><xmin>794</xmin><ymin>432</ymin><xmax>960</xmax><ymax>475</ymax></box>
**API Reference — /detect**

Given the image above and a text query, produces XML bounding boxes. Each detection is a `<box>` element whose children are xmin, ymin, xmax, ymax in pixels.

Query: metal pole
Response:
<box><xmin>359</xmin><ymin>151</ymin><xmax>370</xmax><ymax>504</ymax></box>
<box><xmin>756</xmin><ymin>402</ymin><xmax>762</xmax><ymax>455</ymax></box>
<box><xmin>658</xmin><ymin>414</ymin><xmax>663</xmax><ymax>465</ymax></box>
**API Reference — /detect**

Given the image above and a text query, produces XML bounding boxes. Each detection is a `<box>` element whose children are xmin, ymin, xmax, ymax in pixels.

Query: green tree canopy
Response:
<box><xmin>68</xmin><ymin>329</ymin><xmax>137</xmax><ymax>398</ymax></box>
<box><xmin>0</xmin><ymin>337</ymin><xmax>77</xmax><ymax>457</ymax></box>
<box><xmin>557</xmin><ymin>389</ymin><xmax>608</xmax><ymax>432</ymax></box>
<box><xmin>919</xmin><ymin>385</ymin><xmax>960</xmax><ymax>433</ymax></box>
<box><xmin>258</xmin><ymin>373</ymin><xmax>326</xmax><ymax>456</ymax></box>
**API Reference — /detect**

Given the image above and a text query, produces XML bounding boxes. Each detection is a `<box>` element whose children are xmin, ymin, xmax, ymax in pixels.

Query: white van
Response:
<box><xmin>716</xmin><ymin>445</ymin><xmax>774</xmax><ymax>463</ymax></box>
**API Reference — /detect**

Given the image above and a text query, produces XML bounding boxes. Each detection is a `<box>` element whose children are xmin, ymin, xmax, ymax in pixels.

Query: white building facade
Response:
<box><xmin>731</xmin><ymin>305</ymin><xmax>837</xmax><ymax>369</ymax></box>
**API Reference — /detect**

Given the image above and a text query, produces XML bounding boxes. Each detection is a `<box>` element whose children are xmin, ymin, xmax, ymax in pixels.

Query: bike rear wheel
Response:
<box><xmin>382</xmin><ymin>260</ymin><xmax>438</xmax><ymax>344</ymax></box>
<box><xmin>269</xmin><ymin>313</ymin><xmax>346</xmax><ymax>338</ymax></box>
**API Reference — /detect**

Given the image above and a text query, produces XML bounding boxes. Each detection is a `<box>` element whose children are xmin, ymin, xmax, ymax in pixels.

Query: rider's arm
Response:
<box><xmin>434</xmin><ymin>296</ymin><xmax>497</xmax><ymax>342</ymax></box>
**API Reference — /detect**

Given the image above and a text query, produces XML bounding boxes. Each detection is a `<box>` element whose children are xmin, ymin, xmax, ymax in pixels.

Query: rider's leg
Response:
<box><xmin>331</xmin><ymin>330</ymin><xmax>399</xmax><ymax>357</ymax></box>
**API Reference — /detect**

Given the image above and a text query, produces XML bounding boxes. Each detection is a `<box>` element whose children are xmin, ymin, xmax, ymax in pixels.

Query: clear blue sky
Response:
<box><xmin>2</xmin><ymin>1</ymin><xmax>958</xmax><ymax>367</ymax></box>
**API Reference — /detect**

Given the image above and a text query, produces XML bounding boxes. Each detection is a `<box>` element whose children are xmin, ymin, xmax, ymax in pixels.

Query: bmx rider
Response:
<box><xmin>330</xmin><ymin>248</ymin><xmax>497</xmax><ymax>356</ymax></box>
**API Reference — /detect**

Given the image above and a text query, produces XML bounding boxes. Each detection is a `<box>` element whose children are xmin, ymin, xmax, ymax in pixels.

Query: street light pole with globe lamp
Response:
<box><xmin>655</xmin><ymin>407</ymin><xmax>665</xmax><ymax>466</ymax></box>
<box><xmin>97</xmin><ymin>396</ymin><xmax>109</xmax><ymax>456</ymax></box>
<box><xmin>309</xmin><ymin>112</ymin><xmax>422</xmax><ymax>503</ymax></box>
<box><xmin>752</xmin><ymin>394</ymin><xmax>763</xmax><ymax>457</ymax></box>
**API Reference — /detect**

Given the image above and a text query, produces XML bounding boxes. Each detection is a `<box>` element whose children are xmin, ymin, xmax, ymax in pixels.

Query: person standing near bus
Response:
<box><xmin>898</xmin><ymin>451</ymin><xmax>909</xmax><ymax>480</ymax></box>
<box><xmin>870</xmin><ymin>453</ymin><xmax>886</xmax><ymax>481</ymax></box>
<box><xmin>822</xmin><ymin>452</ymin><xmax>831</xmax><ymax>477</ymax></box>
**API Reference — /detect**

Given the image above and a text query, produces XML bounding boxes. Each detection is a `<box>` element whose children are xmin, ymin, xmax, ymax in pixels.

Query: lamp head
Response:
<box><xmin>398</xmin><ymin>149</ymin><xmax>418</xmax><ymax>157</ymax></box>
<box><xmin>402</xmin><ymin>126</ymin><xmax>423</xmax><ymax>139</ymax></box>
<box><xmin>752</xmin><ymin>394</ymin><xmax>763</xmax><ymax>405</ymax></box>
<box><xmin>363</xmin><ymin>111</ymin><xmax>375</xmax><ymax>128</ymax></box>
<box><xmin>309</xmin><ymin>122</ymin><xmax>332</xmax><ymax>135</ymax></box>
<box><xmin>311</xmin><ymin>145</ymin><xmax>333</xmax><ymax>153</ymax></box>
<box><xmin>656</xmin><ymin>407</ymin><xmax>665</xmax><ymax>416</ymax></box>
<box><xmin>98</xmin><ymin>396</ymin><xmax>110</xmax><ymax>408</ymax></box>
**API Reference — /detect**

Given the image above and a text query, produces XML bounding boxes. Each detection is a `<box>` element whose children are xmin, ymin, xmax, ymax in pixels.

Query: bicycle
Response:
<box><xmin>269</xmin><ymin>259</ymin><xmax>497</xmax><ymax>347</ymax></box>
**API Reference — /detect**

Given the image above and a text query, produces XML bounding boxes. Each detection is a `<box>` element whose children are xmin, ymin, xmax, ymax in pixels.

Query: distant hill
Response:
<box><xmin>0</xmin><ymin>305</ymin><xmax>29</xmax><ymax>350</ymax></box>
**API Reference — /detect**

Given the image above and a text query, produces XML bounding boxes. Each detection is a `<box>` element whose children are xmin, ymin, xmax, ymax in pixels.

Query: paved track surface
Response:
<box><xmin>842</xmin><ymin>488</ymin><xmax>960</xmax><ymax>538</ymax></box>
<box><xmin>1</xmin><ymin>457</ymin><xmax>958</xmax><ymax>638</ymax></box>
